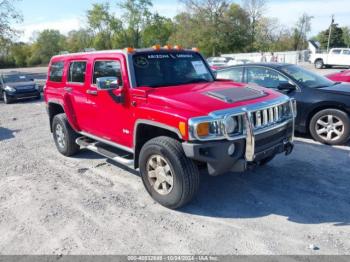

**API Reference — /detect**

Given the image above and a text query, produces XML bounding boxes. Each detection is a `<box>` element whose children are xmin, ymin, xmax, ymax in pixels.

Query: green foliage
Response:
<box><xmin>342</xmin><ymin>26</ymin><xmax>350</xmax><ymax>48</ymax></box>
<box><xmin>87</xmin><ymin>3</ymin><xmax>122</xmax><ymax>50</ymax></box>
<box><xmin>10</xmin><ymin>42</ymin><xmax>31</xmax><ymax>67</ymax></box>
<box><xmin>292</xmin><ymin>13</ymin><xmax>313</xmax><ymax>50</ymax></box>
<box><xmin>4</xmin><ymin>0</ymin><xmax>350</xmax><ymax>69</ymax></box>
<box><xmin>0</xmin><ymin>0</ymin><xmax>22</xmax><ymax>46</ymax></box>
<box><xmin>143</xmin><ymin>14</ymin><xmax>174</xmax><ymax>46</ymax></box>
<box><xmin>30</xmin><ymin>30</ymin><xmax>66</xmax><ymax>64</ymax></box>
<box><xmin>170</xmin><ymin>1</ymin><xmax>250</xmax><ymax>56</ymax></box>
<box><xmin>66</xmin><ymin>30</ymin><xmax>94</xmax><ymax>52</ymax></box>
<box><xmin>316</xmin><ymin>24</ymin><xmax>345</xmax><ymax>49</ymax></box>
<box><xmin>119</xmin><ymin>0</ymin><xmax>153</xmax><ymax>47</ymax></box>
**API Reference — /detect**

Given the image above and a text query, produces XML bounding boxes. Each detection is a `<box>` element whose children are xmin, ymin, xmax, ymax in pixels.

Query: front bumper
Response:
<box><xmin>6</xmin><ymin>90</ymin><xmax>40</xmax><ymax>100</ymax></box>
<box><xmin>183</xmin><ymin>119</ymin><xmax>294</xmax><ymax>176</ymax></box>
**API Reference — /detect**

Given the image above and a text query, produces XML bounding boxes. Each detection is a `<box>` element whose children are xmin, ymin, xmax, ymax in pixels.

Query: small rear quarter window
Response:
<box><xmin>49</xmin><ymin>62</ymin><xmax>64</xmax><ymax>82</ymax></box>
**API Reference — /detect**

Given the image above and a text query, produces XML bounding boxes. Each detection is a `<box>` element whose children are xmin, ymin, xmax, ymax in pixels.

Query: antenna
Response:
<box><xmin>327</xmin><ymin>15</ymin><xmax>334</xmax><ymax>53</ymax></box>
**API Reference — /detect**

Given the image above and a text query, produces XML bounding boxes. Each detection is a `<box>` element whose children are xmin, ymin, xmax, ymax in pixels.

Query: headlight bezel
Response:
<box><xmin>189</xmin><ymin>114</ymin><xmax>244</xmax><ymax>141</ymax></box>
<box><xmin>4</xmin><ymin>85</ymin><xmax>16</xmax><ymax>92</ymax></box>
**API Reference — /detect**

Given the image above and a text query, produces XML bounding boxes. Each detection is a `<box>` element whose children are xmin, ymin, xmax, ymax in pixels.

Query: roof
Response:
<box><xmin>52</xmin><ymin>49</ymin><xmax>125</xmax><ymax>59</ymax></box>
<box><xmin>220</xmin><ymin>62</ymin><xmax>293</xmax><ymax>70</ymax></box>
<box><xmin>51</xmin><ymin>48</ymin><xmax>197</xmax><ymax>60</ymax></box>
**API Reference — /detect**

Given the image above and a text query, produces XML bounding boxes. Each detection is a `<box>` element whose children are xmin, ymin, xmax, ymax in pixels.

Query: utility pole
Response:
<box><xmin>327</xmin><ymin>15</ymin><xmax>334</xmax><ymax>53</ymax></box>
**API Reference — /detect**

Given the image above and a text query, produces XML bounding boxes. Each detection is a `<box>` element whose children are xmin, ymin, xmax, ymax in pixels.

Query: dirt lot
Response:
<box><xmin>0</xmin><ymin>66</ymin><xmax>350</xmax><ymax>255</ymax></box>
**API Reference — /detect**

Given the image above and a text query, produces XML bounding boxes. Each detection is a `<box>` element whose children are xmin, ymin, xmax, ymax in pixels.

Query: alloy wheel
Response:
<box><xmin>315</xmin><ymin>115</ymin><xmax>345</xmax><ymax>142</ymax></box>
<box><xmin>55</xmin><ymin>123</ymin><xmax>66</xmax><ymax>149</ymax></box>
<box><xmin>315</xmin><ymin>61</ymin><xmax>323</xmax><ymax>69</ymax></box>
<box><xmin>146</xmin><ymin>155</ymin><xmax>174</xmax><ymax>195</ymax></box>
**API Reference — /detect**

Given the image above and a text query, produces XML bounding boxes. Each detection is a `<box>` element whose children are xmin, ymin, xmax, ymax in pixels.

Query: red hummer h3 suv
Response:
<box><xmin>44</xmin><ymin>46</ymin><xmax>296</xmax><ymax>209</ymax></box>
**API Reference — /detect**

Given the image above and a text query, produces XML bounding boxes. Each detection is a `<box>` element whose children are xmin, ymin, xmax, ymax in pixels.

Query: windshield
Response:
<box><xmin>280</xmin><ymin>65</ymin><xmax>334</xmax><ymax>88</ymax></box>
<box><xmin>132</xmin><ymin>52</ymin><xmax>214</xmax><ymax>88</ymax></box>
<box><xmin>3</xmin><ymin>74</ymin><xmax>31</xmax><ymax>83</ymax></box>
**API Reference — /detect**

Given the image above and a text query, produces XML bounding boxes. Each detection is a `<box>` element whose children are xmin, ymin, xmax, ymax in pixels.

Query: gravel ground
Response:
<box><xmin>0</xmin><ymin>65</ymin><xmax>349</xmax><ymax>255</ymax></box>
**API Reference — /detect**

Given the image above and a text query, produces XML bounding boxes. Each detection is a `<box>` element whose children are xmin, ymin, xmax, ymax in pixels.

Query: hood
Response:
<box><xmin>326</xmin><ymin>70</ymin><xmax>350</xmax><ymax>83</ymax></box>
<box><xmin>320</xmin><ymin>83</ymin><xmax>350</xmax><ymax>96</ymax></box>
<box><xmin>145</xmin><ymin>80</ymin><xmax>282</xmax><ymax>116</ymax></box>
<box><xmin>326</xmin><ymin>70</ymin><xmax>350</xmax><ymax>78</ymax></box>
<box><xmin>5</xmin><ymin>81</ymin><xmax>36</xmax><ymax>89</ymax></box>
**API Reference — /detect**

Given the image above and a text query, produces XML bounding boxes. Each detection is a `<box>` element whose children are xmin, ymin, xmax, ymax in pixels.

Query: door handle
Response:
<box><xmin>64</xmin><ymin>87</ymin><xmax>72</xmax><ymax>93</ymax></box>
<box><xmin>86</xmin><ymin>89</ymin><xmax>98</xmax><ymax>96</ymax></box>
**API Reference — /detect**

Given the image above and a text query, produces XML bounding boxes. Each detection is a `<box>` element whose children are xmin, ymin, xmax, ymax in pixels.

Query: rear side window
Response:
<box><xmin>217</xmin><ymin>67</ymin><xmax>244</xmax><ymax>82</ymax></box>
<box><xmin>68</xmin><ymin>61</ymin><xmax>87</xmax><ymax>83</ymax></box>
<box><xmin>92</xmin><ymin>60</ymin><xmax>123</xmax><ymax>86</ymax></box>
<box><xmin>49</xmin><ymin>62</ymin><xmax>64</xmax><ymax>82</ymax></box>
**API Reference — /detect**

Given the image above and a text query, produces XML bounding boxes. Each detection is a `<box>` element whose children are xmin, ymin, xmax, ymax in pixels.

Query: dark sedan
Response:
<box><xmin>0</xmin><ymin>73</ymin><xmax>41</xmax><ymax>104</ymax></box>
<box><xmin>216</xmin><ymin>63</ymin><xmax>350</xmax><ymax>145</ymax></box>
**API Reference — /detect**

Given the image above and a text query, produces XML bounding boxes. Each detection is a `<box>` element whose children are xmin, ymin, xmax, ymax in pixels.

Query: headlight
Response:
<box><xmin>34</xmin><ymin>84</ymin><xmax>39</xmax><ymax>90</ymax></box>
<box><xmin>4</xmin><ymin>86</ymin><xmax>15</xmax><ymax>92</ymax></box>
<box><xmin>223</xmin><ymin>116</ymin><xmax>237</xmax><ymax>134</ymax></box>
<box><xmin>196</xmin><ymin>121</ymin><xmax>223</xmax><ymax>139</ymax></box>
<box><xmin>190</xmin><ymin>115</ymin><xmax>242</xmax><ymax>141</ymax></box>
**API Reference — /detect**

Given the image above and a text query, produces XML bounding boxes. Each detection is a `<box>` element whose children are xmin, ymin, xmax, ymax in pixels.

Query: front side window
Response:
<box><xmin>216</xmin><ymin>67</ymin><xmax>244</xmax><ymax>82</ymax></box>
<box><xmin>246</xmin><ymin>67</ymin><xmax>289</xmax><ymax>89</ymax></box>
<box><xmin>49</xmin><ymin>62</ymin><xmax>64</xmax><ymax>82</ymax></box>
<box><xmin>132</xmin><ymin>52</ymin><xmax>214</xmax><ymax>88</ymax></box>
<box><xmin>92</xmin><ymin>60</ymin><xmax>123</xmax><ymax>87</ymax></box>
<box><xmin>331</xmin><ymin>49</ymin><xmax>341</xmax><ymax>54</ymax></box>
<box><xmin>280</xmin><ymin>65</ymin><xmax>334</xmax><ymax>88</ymax></box>
<box><xmin>68</xmin><ymin>61</ymin><xmax>87</xmax><ymax>83</ymax></box>
<box><xmin>342</xmin><ymin>50</ymin><xmax>350</xmax><ymax>55</ymax></box>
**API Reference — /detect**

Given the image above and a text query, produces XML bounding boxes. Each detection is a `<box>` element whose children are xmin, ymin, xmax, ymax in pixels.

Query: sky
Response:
<box><xmin>12</xmin><ymin>0</ymin><xmax>350</xmax><ymax>42</ymax></box>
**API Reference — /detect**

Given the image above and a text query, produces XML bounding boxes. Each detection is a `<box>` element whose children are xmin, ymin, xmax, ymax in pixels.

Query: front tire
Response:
<box><xmin>309</xmin><ymin>109</ymin><xmax>350</xmax><ymax>145</ymax></box>
<box><xmin>139</xmin><ymin>136</ymin><xmax>199</xmax><ymax>209</ymax></box>
<box><xmin>315</xmin><ymin>59</ymin><xmax>324</xmax><ymax>69</ymax></box>
<box><xmin>3</xmin><ymin>92</ymin><xmax>12</xmax><ymax>104</ymax></box>
<box><xmin>52</xmin><ymin>113</ymin><xmax>80</xmax><ymax>156</ymax></box>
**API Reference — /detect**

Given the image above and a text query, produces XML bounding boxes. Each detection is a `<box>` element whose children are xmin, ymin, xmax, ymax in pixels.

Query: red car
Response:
<box><xmin>44</xmin><ymin>46</ymin><xmax>295</xmax><ymax>208</ymax></box>
<box><xmin>327</xmin><ymin>70</ymin><xmax>350</xmax><ymax>83</ymax></box>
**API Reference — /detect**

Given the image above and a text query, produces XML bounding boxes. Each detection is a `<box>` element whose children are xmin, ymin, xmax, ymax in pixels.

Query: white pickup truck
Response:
<box><xmin>310</xmin><ymin>48</ymin><xmax>350</xmax><ymax>69</ymax></box>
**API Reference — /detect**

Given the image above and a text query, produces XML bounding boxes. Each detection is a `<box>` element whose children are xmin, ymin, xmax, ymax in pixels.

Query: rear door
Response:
<box><xmin>64</xmin><ymin>60</ymin><xmax>96</xmax><ymax>133</ymax></box>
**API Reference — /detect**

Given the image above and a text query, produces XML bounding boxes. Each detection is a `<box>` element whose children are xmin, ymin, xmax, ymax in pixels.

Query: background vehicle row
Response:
<box><xmin>216</xmin><ymin>63</ymin><xmax>350</xmax><ymax>145</ymax></box>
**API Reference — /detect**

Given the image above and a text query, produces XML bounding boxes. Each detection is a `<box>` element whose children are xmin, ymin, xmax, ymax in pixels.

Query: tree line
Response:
<box><xmin>1</xmin><ymin>0</ymin><xmax>350</xmax><ymax>68</ymax></box>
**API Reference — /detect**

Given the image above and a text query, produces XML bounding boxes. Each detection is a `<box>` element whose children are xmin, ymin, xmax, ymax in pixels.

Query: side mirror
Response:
<box><xmin>96</xmin><ymin>77</ymin><xmax>120</xmax><ymax>90</ymax></box>
<box><xmin>212</xmin><ymin>71</ymin><xmax>217</xmax><ymax>78</ymax></box>
<box><xmin>277</xmin><ymin>82</ymin><xmax>296</xmax><ymax>92</ymax></box>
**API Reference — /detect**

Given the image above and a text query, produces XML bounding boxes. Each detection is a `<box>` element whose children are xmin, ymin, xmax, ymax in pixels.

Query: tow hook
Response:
<box><xmin>284</xmin><ymin>141</ymin><xmax>294</xmax><ymax>156</ymax></box>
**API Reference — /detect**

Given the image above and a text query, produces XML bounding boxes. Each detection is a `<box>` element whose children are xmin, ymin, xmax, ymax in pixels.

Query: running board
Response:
<box><xmin>76</xmin><ymin>137</ymin><xmax>134</xmax><ymax>167</ymax></box>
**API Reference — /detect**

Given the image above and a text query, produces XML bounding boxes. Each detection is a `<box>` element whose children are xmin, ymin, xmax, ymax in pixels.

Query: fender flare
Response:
<box><xmin>47</xmin><ymin>97</ymin><xmax>80</xmax><ymax>132</ymax></box>
<box><xmin>133</xmin><ymin>120</ymin><xmax>182</xmax><ymax>148</ymax></box>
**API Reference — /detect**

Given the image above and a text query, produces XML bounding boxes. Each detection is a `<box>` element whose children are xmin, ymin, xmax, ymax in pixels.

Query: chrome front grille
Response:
<box><xmin>251</xmin><ymin>102</ymin><xmax>292</xmax><ymax>130</ymax></box>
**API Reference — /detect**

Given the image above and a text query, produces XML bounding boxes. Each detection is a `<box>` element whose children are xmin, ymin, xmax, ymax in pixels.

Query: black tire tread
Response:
<box><xmin>140</xmin><ymin>136</ymin><xmax>199</xmax><ymax>209</ymax></box>
<box><xmin>52</xmin><ymin>113</ymin><xmax>80</xmax><ymax>156</ymax></box>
